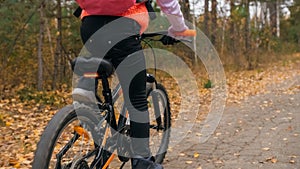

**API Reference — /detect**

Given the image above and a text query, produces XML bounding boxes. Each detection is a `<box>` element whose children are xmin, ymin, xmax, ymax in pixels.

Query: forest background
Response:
<box><xmin>0</xmin><ymin>0</ymin><xmax>299</xmax><ymax>94</ymax></box>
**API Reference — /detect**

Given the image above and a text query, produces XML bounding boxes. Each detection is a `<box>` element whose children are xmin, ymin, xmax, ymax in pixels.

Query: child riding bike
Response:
<box><xmin>72</xmin><ymin>0</ymin><xmax>196</xmax><ymax>168</ymax></box>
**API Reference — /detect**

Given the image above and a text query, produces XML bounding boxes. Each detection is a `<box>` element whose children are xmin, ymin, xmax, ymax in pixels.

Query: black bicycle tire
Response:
<box><xmin>32</xmin><ymin>104</ymin><xmax>102</xmax><ymax>169</ymax></box>
<box><xmin>147</xmin><ymin>83</ymin><xmax>171</xmax><ymax>164</ymax></box>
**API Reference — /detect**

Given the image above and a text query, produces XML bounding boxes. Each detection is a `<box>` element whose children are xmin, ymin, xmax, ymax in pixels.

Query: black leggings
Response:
<box><xmin>80</xmin><ymin>16</ymin><xmax>150</xmax><ymax>157</ymax></box>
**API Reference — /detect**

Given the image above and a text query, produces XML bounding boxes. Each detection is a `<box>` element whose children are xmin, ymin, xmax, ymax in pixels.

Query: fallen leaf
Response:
<box><xmin>6</xmin><ymin>121</ymin><xmax>12</xmax><ymax>127</ymax></box>
<box><xmin>185</xmin><ymin>161</ymin><xmax>193</xmax><ymax>164</ymax></box>
<box><xmin>270</xmin><ymin>127</ymin><xmax>277</xmax><ymax>130</ymax></box>
<box><xmin>196</xmin><ymin>133</ymin><xmax>202</xmax><ymax>136</ymax></box>
<box><xmin>289</xmin><ymin>160</ymin><xmax>295</xmax><ymax>164</ymax></box>
<box><xmin>9</xmin><ymin>159</ymin><xmax>18</xmax><ymax>165</ymax></box>
<box><xmin>178</xmin><ymin>153</ymin><xmax>185</xmax><ymax>157</ymax></box>
<box><xmin>215</xmin><ymin>160</ymin><xmax>223</xmax><ymax>164</ymax></box>
<box><xmin>271</xmin><ymin>158</ymin><xmax>278</xmax><ymax>163</ymax></box>
<box><xmin>266</xmin><ymin>157</ymin><xmax>277</xmax><ymax>163</ymax></box>
<box><xmin>14</xmin><ymin>163</ymin><xmax>21</xmax><ymax>168</ymax></box>
<box><xmin>233</xmin><ymin>152</ymin><xmax>240</xmax><ymax>156</ymax></box>
<box><xmin>194</xmin><ymin>152</ymin><xmax>200</xmax><ymax>158</ymax></box>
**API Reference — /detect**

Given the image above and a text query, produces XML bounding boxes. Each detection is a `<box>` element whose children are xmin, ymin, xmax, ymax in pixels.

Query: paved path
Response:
<box><xmin>164</xmin><ymin>77</ymin><xmax>300</xmax><ymax>169</ymax></box>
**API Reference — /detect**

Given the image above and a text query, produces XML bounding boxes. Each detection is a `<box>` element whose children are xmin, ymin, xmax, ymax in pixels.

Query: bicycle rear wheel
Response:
<box><xmin>32</xmin><ymin>104</ymin><xmax>107</xmax><ymax>169</ymax></box>
<box><xmin>147</xmin><ymin>83</ymin><xmax>171</xmax><ymax>164</ymax></box>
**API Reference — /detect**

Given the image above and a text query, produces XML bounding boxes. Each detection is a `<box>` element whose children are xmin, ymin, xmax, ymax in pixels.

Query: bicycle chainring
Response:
<box><xmin>69</xmin><ymin>156</ymin><xmax>89</xmax><ymax>169</ymax></box>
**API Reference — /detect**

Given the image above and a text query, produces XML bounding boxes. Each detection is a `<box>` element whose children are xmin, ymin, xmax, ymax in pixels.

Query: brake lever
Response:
<box><xmin>144</xmin><ymin>36</ymin><xmax>193</xmax><ymax>45</ymax></box>
<box><xmin>177</xmin><ymin>36</ymin><xmax>194</xmax><ymax>43</ymax></box>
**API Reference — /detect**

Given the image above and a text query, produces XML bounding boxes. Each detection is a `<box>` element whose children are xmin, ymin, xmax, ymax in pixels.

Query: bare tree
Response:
<box><xmin>179</xmin><ymin>0</ymin><xmax>192</xmax><ymax>22</ymax></box>
<box><xmin>244</xmin><ymin>0</ymin><xmax>252</xmax><ymax>69</ymax></box>
<box><xmin>229</xmin><ymin>0</ymin><xmax>236</xmax><ymax>57</ymax></box>
<box><xmin>211</xmin><ymin>0</ymin><xmax>217</xmax><ymax>45</ymax></box>
<box><xmin>268</xmin><ymin>0</ymin><xmax>278</xmax><ymax>37</ymax></box>
<box><xmin>276</xmin><ymin>0</ymin><xmax>280</xmax><ymax>37</ymax></box>
<box><xmin>53</xmin><ymin>0</ymin><xmax>62</xmax><ymax>89</ymax></box>
<box><xmin>204</xmin><ymin>0</ymin><xmax>209</xmax><ymax>36</ymax></box>
<box><xmin>37</xmin><ymin>2</ymin><xmax>45</xmax><ymax>91</ymax></box>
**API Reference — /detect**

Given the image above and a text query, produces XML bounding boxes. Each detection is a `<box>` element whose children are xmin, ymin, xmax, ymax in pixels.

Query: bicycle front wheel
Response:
<box><xmin>147</xmin><ymin>83</ymin><xmax>171</xmax><ymax>164</ymax></box>
<box><xmin>32</xmin><ymin>104</ymin><xmax>107</xmax><ymax>169</ymax></box>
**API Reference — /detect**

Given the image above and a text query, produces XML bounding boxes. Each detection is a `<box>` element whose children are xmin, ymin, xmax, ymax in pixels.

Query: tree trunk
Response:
<box><xmin>179</xmin><ymin>0</ymin><xmax>191</xmax><ymax>22</ymax></box>
<box><xmin>53</xmin><ymin>0</ymin><xmax>62</xmax><ymax>89</ymax></box>
<box><xmin>268</xmin><ymin>1</ymin><xmax>277</xmax><ymax>37</ymax></box>
<box><xmin>37</xmin><ymin>2</ymin><xmax>45</xmax><ymax>91</ymax></box>
<box><xmin>211</xmin><ymin>0</ymin><xmax>217</xmax><ymax>45</ymax></box>
<box><xmin>229</xmin><ymin>0</ymin><xmax>236</xmax><ymax>57</ymax></box>
<box><xmin>221</xmin><ymin>18</ymin><xmax>227</xmax><ymax>57</ymax></box>
<box><xmin>204</xmin><ymin>0</ymin><xmax>209</xmax><ymax>36</ymax></box>
<box><xmin>45</xmin><ymin>17</ymin><xmax>54</xmax><ymax>61</ymax></box>
<box><xmin>244</xmin><ymin>0</ymin><xmax>252</xmax><ymax>69</ymax></box>
<box><xmin>276</xmin><ymin>0</ymin><xmax>280</xmax><ymax>37</ymax></box>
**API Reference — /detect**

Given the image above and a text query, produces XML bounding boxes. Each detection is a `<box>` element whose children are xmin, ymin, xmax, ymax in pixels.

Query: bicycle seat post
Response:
<box><xmin>101</xmin><ymin>74</ymin><xmax>112</xmax><ymax>105</ymax></box>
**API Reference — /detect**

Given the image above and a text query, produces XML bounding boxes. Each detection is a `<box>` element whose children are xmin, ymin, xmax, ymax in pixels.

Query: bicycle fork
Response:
<box><xmin>146</xmin><ymin>74</ymin><xmax>163</xmax><ymax>130</ymax></box>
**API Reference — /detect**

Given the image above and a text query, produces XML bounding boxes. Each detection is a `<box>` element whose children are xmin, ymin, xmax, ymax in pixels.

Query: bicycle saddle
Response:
<box><xmin>71</xmin><ymin>57</ymin><xmax>114</xmax><ymax>78</ymax></box>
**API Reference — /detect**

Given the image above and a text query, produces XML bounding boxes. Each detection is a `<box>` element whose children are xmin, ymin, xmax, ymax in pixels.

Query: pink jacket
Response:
<box><xmin>78</xmin><ymin>0</ymin><xmax>188</xmax><ymax>34</ymax></box>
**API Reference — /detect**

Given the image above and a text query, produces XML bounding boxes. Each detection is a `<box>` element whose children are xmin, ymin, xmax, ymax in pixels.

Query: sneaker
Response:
<box><xmin>72</xmin><ymin>88</ymin><xmax>97</xmax><ymax>103</ymax></box>
<box><xmin>131</xmin><ymin>156</ymin><xmax>163</xmax><ymax>169</ymax></box>
<box><xmin>73</xmin><ymin>76</ymin><xmax>99</xmax><ymax>103</ymax></box>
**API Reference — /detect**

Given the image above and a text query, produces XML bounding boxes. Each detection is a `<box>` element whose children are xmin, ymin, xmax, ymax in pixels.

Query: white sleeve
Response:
<box><xmin>156</xmin><ymin>0</ymin><xmax>188</xmax><ymax>33</ymax></box>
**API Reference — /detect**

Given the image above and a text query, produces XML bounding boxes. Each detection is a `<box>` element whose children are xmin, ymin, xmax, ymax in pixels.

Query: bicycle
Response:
<box><xmin>31</xmin><ymin>31</ymin><xmax>181</xmax><ymax>169</ymax></box>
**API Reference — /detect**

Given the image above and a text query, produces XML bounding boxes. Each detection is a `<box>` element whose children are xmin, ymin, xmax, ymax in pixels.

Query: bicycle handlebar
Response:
<box><xmin>141</xmin><ymin>30</ymin><xmax>196</xmax><ymax>44</ymax></box>
<box><xmin>141</xmin><ymin>31</ymin><xmax>168</xmax><ymax>39</ymax></box>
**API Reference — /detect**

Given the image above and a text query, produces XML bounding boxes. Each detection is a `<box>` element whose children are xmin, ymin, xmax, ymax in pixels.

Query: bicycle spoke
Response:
<box><xmin>56</xmin><ymin>132</ymin><xmax>80</xmax><ymax>168</ymax></box>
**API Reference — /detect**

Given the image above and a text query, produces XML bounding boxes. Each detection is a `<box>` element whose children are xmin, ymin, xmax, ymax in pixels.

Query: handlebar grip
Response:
<box><xmin>173</xmin><ymin>29</ymin><xmax>196</xmax><ymax>37</ymax></box>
